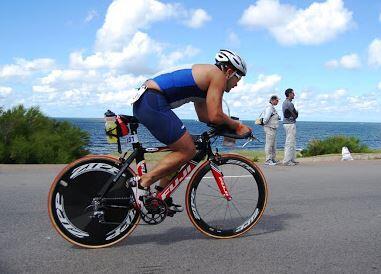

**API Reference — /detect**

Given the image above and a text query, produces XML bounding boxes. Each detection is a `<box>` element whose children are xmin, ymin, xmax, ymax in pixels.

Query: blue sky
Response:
<box><xmin>1</xmin><ymin>0</ymin><xmax>381</xmax><ymax>122</ymax></box>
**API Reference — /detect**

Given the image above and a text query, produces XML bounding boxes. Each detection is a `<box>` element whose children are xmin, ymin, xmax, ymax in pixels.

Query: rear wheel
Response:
<box><xmin>186</xmin><ymin>154</ymin><xmax>267</xmax><ymax>239</ymax></box>
<box><xmin>48</xmin><ymin>155</ymin><xmax>140</xmax><ymax>248</ymax></box>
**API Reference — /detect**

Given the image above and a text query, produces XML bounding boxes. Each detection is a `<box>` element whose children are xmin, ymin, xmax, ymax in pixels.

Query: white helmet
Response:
<box><xmin>215</xmin><ymin>49</ymin><xmax>247</xmax><ymax>76</ymax></box>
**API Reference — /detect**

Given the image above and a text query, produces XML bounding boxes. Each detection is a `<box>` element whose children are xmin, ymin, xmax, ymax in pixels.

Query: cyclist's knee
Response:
<box><xmin>184</xmin><ymin>144</ymin><xmax>196</xmax><ymax>160</ymax></box>
<box><xmin>177</xmin><ymin>142</ymin><xmax>196</xmax><ymax>162</ymax></box>
<box><xmin>170</xmin><ymin>133</ymin><xmax>196</xmax><ymax>160</ymax></box>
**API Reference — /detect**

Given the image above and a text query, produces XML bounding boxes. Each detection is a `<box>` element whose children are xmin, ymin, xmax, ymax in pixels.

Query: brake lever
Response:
<box><xmin>242</xmin><ymin>134</ymin><xmax>262</xmax><ymax>148</ymax></box>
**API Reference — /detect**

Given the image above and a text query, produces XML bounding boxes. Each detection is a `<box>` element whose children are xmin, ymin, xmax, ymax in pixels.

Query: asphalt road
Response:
<box><xmin>0</xmin><ymin>160</ymin><xmax>380</xmax><ymax>273</ymax></box>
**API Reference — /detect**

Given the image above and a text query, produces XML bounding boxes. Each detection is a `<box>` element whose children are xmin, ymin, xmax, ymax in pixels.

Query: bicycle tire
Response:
<box><xmin>48</xmin><ymin>155</ymin><xmax>140</xmax><ymax>248</ymax></box>
<box><xmin>185</xmin><ymin>154</ymin><xmax>267</xmax><ymax>239</ymax></box>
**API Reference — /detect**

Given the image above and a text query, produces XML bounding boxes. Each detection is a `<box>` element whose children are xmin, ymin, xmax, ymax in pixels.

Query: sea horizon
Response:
<box><xmin>55</xmin><ymin>118</ymin><xmax>381</xmax><ymax>154</ymax></box>
<box><xmin>53</xmin><ymin>117</ymin><xmax>381</xmax><ymax>124</ymax></box>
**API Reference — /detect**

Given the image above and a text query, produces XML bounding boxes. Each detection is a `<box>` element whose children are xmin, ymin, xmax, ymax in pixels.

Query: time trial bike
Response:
<box><xmin>48</xmin><ymin>112</ymin><xmax>268</xmax><ymax>248</ymax></box>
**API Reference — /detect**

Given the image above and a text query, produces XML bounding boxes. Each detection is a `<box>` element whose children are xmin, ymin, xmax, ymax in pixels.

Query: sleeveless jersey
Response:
<box><xmin>152</xmin><ymin>68</ymin><xmax>206</xmax><ymax>109</ymax></box>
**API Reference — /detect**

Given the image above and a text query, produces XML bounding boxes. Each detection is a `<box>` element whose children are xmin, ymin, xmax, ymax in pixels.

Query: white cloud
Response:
<box><xmin>239</xmin><ymin>0</ymin><xmax>294</xmax><ymax>29</ymax></box>
<box><xmin>31</xmin><ymin>69</ymin><xmax>147</xmax><ymax>109</ymax></box>
<box><xmin>95</xmin><ymin>0</ymin><xmax>182</xmax><ymax>51</ymax></box>
<box><xmin>32</xmin><ymin>85</ymin><xmax>57</xmax><ymax>93</ymax></box>
<box><xmin>71</xmin><ymin>32</ymin><xmax>198</xmax><ymax>75</ymax></box>
<box><xmin>347</xmin><ymin>95</ymin><xmax>378</xmax><ymax>110</ymax></box>
<box><xmin>95</xmin><ymin>0</ymin><xmax>209</xmax><ymax>52</ymax></box>
<box><xmin>85</xmin><ymin>10</ymin><xmax>98</xmax><ymax>23</ymax></box>
<box><xmin>0</xmin><ymin>58</ymin><xmax>55</xmax><ymax>78</ymax></box>
<box><xmin>184</xmin><ymin>9</ymin><xmax>211</xmax><ymax>28</ymax></box>
<box><xmin>71</xmin><ymin>32</ymin><xmax>162</xmax><ymax>72</ymax></box>
<box><xmin>239</xmin><ymin>0</ymin><xmax>353</xmax><ymax>45</ymax></box>
<box><xmin>378</xmin><ymin>81</ymin><xmax>381</xmax><ymax>90</ymax></box>
<box><xmin>0</xmin><ymin>86</ymin><xmax>12</xmax><ymax>96</ymax></box>
<box><xmin>225</xmin><ymin>74</ymin><xmax>282</xmax><ymax>111</ymax></box>
<box><xmin>97</xmin><ymin>89</ymin><xmax>136</xmax><ymax>104</ymax></box>
<box><xmin>292</xmin><ymin>88</ymin><xmax>381</xmax><ymax>117</ymax></box>
<box><xmin>68</xmin><ymin>0</ymin><xmax>202</xmax><ymax>77</ymax></box>
<box><xmin>368</xmin><ymin>38</ymin><xmax>381</xmax><ymax>67</ymax></box>
<box><xmin>158</xmin><ymin>46</ymin><xmax>199</xmax><ymax>68</ymax></box>
<box><xmin>325</xmin><ymin>53</ymin><xmax>361</xmax><ymax>69</ymax></box>
<box><xmin>41</xmin><ymin>69</ymin><xmax>90</xmax><ymax>85</ymax></box>
<box><xmin>317</xmin><ymin>88</ymin><xmax>347</xmax><ymax>100</ymax></box>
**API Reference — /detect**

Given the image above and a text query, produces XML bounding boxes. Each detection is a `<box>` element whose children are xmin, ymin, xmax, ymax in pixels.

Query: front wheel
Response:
<box><xmin>48</xmin><ymin>155</ymin><xmax>140</xmax><ymax>248</ymax></box>
<box><xmin>185</xmin><ymin>154</ymin><xmax>268</xmax><ymax>239</ymax></box>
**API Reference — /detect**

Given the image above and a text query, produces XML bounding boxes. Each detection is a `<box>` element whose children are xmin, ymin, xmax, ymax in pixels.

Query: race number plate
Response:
<box><xmin>125</xmin><ymin>134</ymin><xmax>139</xmax><ymax>144</ymax></box>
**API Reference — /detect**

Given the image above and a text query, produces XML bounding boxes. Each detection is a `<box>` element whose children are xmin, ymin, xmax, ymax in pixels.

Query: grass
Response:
<box><xmin>114</xmin><ymin>149</ymin><xmax>286</xmax><ymax>164</ymax></box>
<box><xmin>114</xmin><ymin>148</ymin><xmax>381</xmax><ymax>165</ymax></box>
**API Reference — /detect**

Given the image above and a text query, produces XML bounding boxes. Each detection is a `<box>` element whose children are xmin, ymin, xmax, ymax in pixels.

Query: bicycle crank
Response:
<box><xmin>140</xmin><ymin>197</ymin><xmax>168</xmax><ymax>225</ymax></box>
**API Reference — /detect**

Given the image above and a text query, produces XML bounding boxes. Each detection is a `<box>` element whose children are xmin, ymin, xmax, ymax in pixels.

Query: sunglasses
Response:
<box><xmin>233</xmin><ymin>71</ymin><xmax>242</xmax><ymax>80</ymax></box>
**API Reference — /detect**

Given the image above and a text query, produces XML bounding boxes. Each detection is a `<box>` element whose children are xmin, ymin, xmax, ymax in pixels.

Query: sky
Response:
<box><xmin>1</xmin><ymin>0</ymin><xmax>381</xmax><ymax>122</ymax></box>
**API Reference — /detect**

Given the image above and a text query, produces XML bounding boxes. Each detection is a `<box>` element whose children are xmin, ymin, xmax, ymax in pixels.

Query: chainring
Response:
<box><xmin>140</xmin><ymin>197</ymin><xmax>168</xmax><ymax>225</ymax></box>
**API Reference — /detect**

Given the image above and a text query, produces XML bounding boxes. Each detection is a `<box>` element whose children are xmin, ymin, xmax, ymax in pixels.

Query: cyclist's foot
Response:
<box><xmin>165</xmin><ymin>197</ymin><xmax>184</xmax><ymax>213</ymax></box>
<box><xmin>291</xmin><ymin>160</ymin><xmax>300</xmax><ymax>164</ymax></box>
<box><xmin>128</xmin><ymin>176</ymin><xmax>150</xmax><ymax>209</ymax></box>
<box><xmin>155</xmin><ymin>186</ymin><xmax>183</xmax><ymax>215</ymax></box>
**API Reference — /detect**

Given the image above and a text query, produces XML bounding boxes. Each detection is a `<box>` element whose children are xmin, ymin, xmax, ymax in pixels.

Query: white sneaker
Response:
<box><xmin>264</xmin><ymin>160</ymin><xmax>277</xmax><ymax>166</ymax></box>
<box><xmin>283</xmin><ymin>161</ymin><xmax>296</xmax><ymax>166</ymax></box>
<box><xmin>128</xmin><ymin>176</ymin><xmax>150</xmax><ymax>209</ymax></box>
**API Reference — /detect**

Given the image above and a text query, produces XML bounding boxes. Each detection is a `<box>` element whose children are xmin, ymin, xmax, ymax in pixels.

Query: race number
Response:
<box><xmin>125</xmin><ymin>134</ymin><xmax>138</xmax><ymax>144</ymax></box>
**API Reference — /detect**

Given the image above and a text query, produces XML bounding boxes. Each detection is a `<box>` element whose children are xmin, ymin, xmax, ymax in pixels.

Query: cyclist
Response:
<box><xmin>131</xmin><ymin>49</ymin><xmax>252</xmax><ymax>213</ymax></box>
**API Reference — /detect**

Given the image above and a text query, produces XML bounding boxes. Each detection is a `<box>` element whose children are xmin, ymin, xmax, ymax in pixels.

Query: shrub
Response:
<box><xmin>301</xmin><ymin>135</ymin><xmax>371</xmax><ymax>157</ymax></box>
<box><xmin>0</xmin><ymin>105</ymin><xmax>89</xmax><ymax>163</ymax></box>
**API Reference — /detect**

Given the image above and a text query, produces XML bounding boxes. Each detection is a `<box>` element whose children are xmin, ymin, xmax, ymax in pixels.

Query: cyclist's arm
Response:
<box><xmin>194</xmin><ymin>101</ymin><xmax>209</xmax><ymax>123</ymax></box>
<box><xmin>205</xmin><ymin>74</ymin><xmax>240</xmax><ymax>130</ymax></box>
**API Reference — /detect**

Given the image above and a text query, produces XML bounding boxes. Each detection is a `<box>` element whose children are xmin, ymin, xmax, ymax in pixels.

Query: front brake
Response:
<box><xmin>242</xmin><ymin>134</ymin><xmax>261</xmax><ymax>148</ymax></box>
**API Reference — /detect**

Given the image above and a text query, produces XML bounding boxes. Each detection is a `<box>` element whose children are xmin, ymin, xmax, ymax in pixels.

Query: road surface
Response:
<box><xmin>0</xmin><ymin>160</ymin><xmax>380</xmax><ymax>273</ymax></box>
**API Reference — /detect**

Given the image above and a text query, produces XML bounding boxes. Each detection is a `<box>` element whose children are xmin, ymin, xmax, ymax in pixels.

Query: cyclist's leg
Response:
<box><xmin>140</xmin><ymin>132</ymin><xmax>195</xmax><ymax>188</ymax></box>
<box><xmin>133</xmin><ymin>89</ymin><xmax>196</xmax><ymax>188</ymax></box>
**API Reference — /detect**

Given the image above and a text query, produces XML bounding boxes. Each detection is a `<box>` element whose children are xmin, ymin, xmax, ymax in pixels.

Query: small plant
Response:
<box><xmin>301</xmin><ymin>135</ymin><xmax>371</xmax><ymax>157</ymax></box>
<box><xmin>252</xmin><ymin>154</ymin><xmax>260</xmax><ymax>162</ymax></box>
<box><xmin>0</xmin><ymin>105</ymin><xmax>89</xmax><ymax>163</ymax></box>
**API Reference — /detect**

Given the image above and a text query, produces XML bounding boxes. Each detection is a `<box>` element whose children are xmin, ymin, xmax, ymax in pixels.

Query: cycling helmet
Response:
<box><xmin>215</xmin><ymin>49</ymin><xmax>247</xmax><ymax>76</ymax></box>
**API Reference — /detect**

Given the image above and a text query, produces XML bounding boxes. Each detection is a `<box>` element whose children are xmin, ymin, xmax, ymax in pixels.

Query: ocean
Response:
<box><xmin>57</xmin><ymin>118</ymin><xmax>381</xmax><ymax>155</ymax></box>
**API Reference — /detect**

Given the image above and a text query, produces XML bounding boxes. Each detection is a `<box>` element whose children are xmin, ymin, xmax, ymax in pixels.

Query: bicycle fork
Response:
<box><xmin>210</xmin><ymin>161</ymin><xmax>232</xmax><ymax>201</ymax></box>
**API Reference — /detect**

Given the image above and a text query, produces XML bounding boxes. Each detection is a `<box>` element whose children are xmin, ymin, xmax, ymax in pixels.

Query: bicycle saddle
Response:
<box><xmin>118</xmin><ymin>115</ymin><xmax>139</xmax><ymax>124</ymax></box>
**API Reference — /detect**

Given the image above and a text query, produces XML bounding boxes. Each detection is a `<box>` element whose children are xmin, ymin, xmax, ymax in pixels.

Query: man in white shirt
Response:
<box><xmin>263</xmin><ymin>95</ymin><xmax>280</xmax><ymax>165</ymax></box>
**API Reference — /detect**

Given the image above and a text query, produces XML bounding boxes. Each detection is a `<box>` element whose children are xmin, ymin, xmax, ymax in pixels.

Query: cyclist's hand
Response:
<box><xmin>236</xmin><ymin>123</ymin><xmax>252</xmax><ymax>136</ymax></box>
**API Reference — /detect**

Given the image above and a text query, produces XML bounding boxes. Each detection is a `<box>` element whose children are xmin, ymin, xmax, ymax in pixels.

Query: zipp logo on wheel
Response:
<box><xmin>55</xmin><ymin>193</ymin><xmax>89</xmax><ymax>238</ymax></box>
<box><xmin>70</xmin><ymin>163</ymin><xmax>119</xmax><ymax>179</ymax></box>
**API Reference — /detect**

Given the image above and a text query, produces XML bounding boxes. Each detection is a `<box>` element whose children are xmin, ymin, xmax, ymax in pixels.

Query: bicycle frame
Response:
<box><xmin>97</xmin><ymin>130</ymin><xmax>232</xmax><ymax>204</ymax></box>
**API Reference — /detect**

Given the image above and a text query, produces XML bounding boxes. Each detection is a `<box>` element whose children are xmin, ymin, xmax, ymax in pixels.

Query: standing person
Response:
<box><xmin>263</xmin><ymin>95</ymin><xmax>280</xmax><ymax>165</ymax></box>
<box><xmin>282</xmin><ymin>88</ymin><xmax>299</xmax><ymax>166</ymax></box>
<box><xmin>131</xmin><ymin>49</ymin><xmax>252</xmax><ymax>213</ymax></box>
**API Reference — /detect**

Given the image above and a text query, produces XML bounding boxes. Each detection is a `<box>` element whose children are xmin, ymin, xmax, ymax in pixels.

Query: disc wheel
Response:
<box><xmin>48</xmin><ymin>155</ymin><xmax>140</xmax><ymax>248</ymax></box>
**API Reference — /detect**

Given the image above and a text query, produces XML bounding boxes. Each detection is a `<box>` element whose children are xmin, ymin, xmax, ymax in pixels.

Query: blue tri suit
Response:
<box><xmin>133</xmin><ymin>67</ymin><xmax>207</xmax><ymax>145</ymax></box>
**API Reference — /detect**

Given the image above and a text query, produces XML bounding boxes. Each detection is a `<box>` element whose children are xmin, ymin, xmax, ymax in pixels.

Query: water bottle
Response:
<box><xmin>104</xmin><ymin>110</ymin><xmax>118</xmax><ymax>144</ymax></box>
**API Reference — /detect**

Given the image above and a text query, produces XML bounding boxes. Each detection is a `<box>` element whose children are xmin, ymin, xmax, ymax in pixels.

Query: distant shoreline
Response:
<box><xmin>52</xmin><ymin>117</ymin><xmax>381</xmax><ymax>124</ymax></box>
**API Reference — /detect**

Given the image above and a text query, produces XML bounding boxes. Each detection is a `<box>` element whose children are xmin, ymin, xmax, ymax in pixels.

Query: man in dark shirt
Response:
<box><xmin>282</xmin><ymin>88</ymin><xmax>298</xmax><ymax>165</ymax></box>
